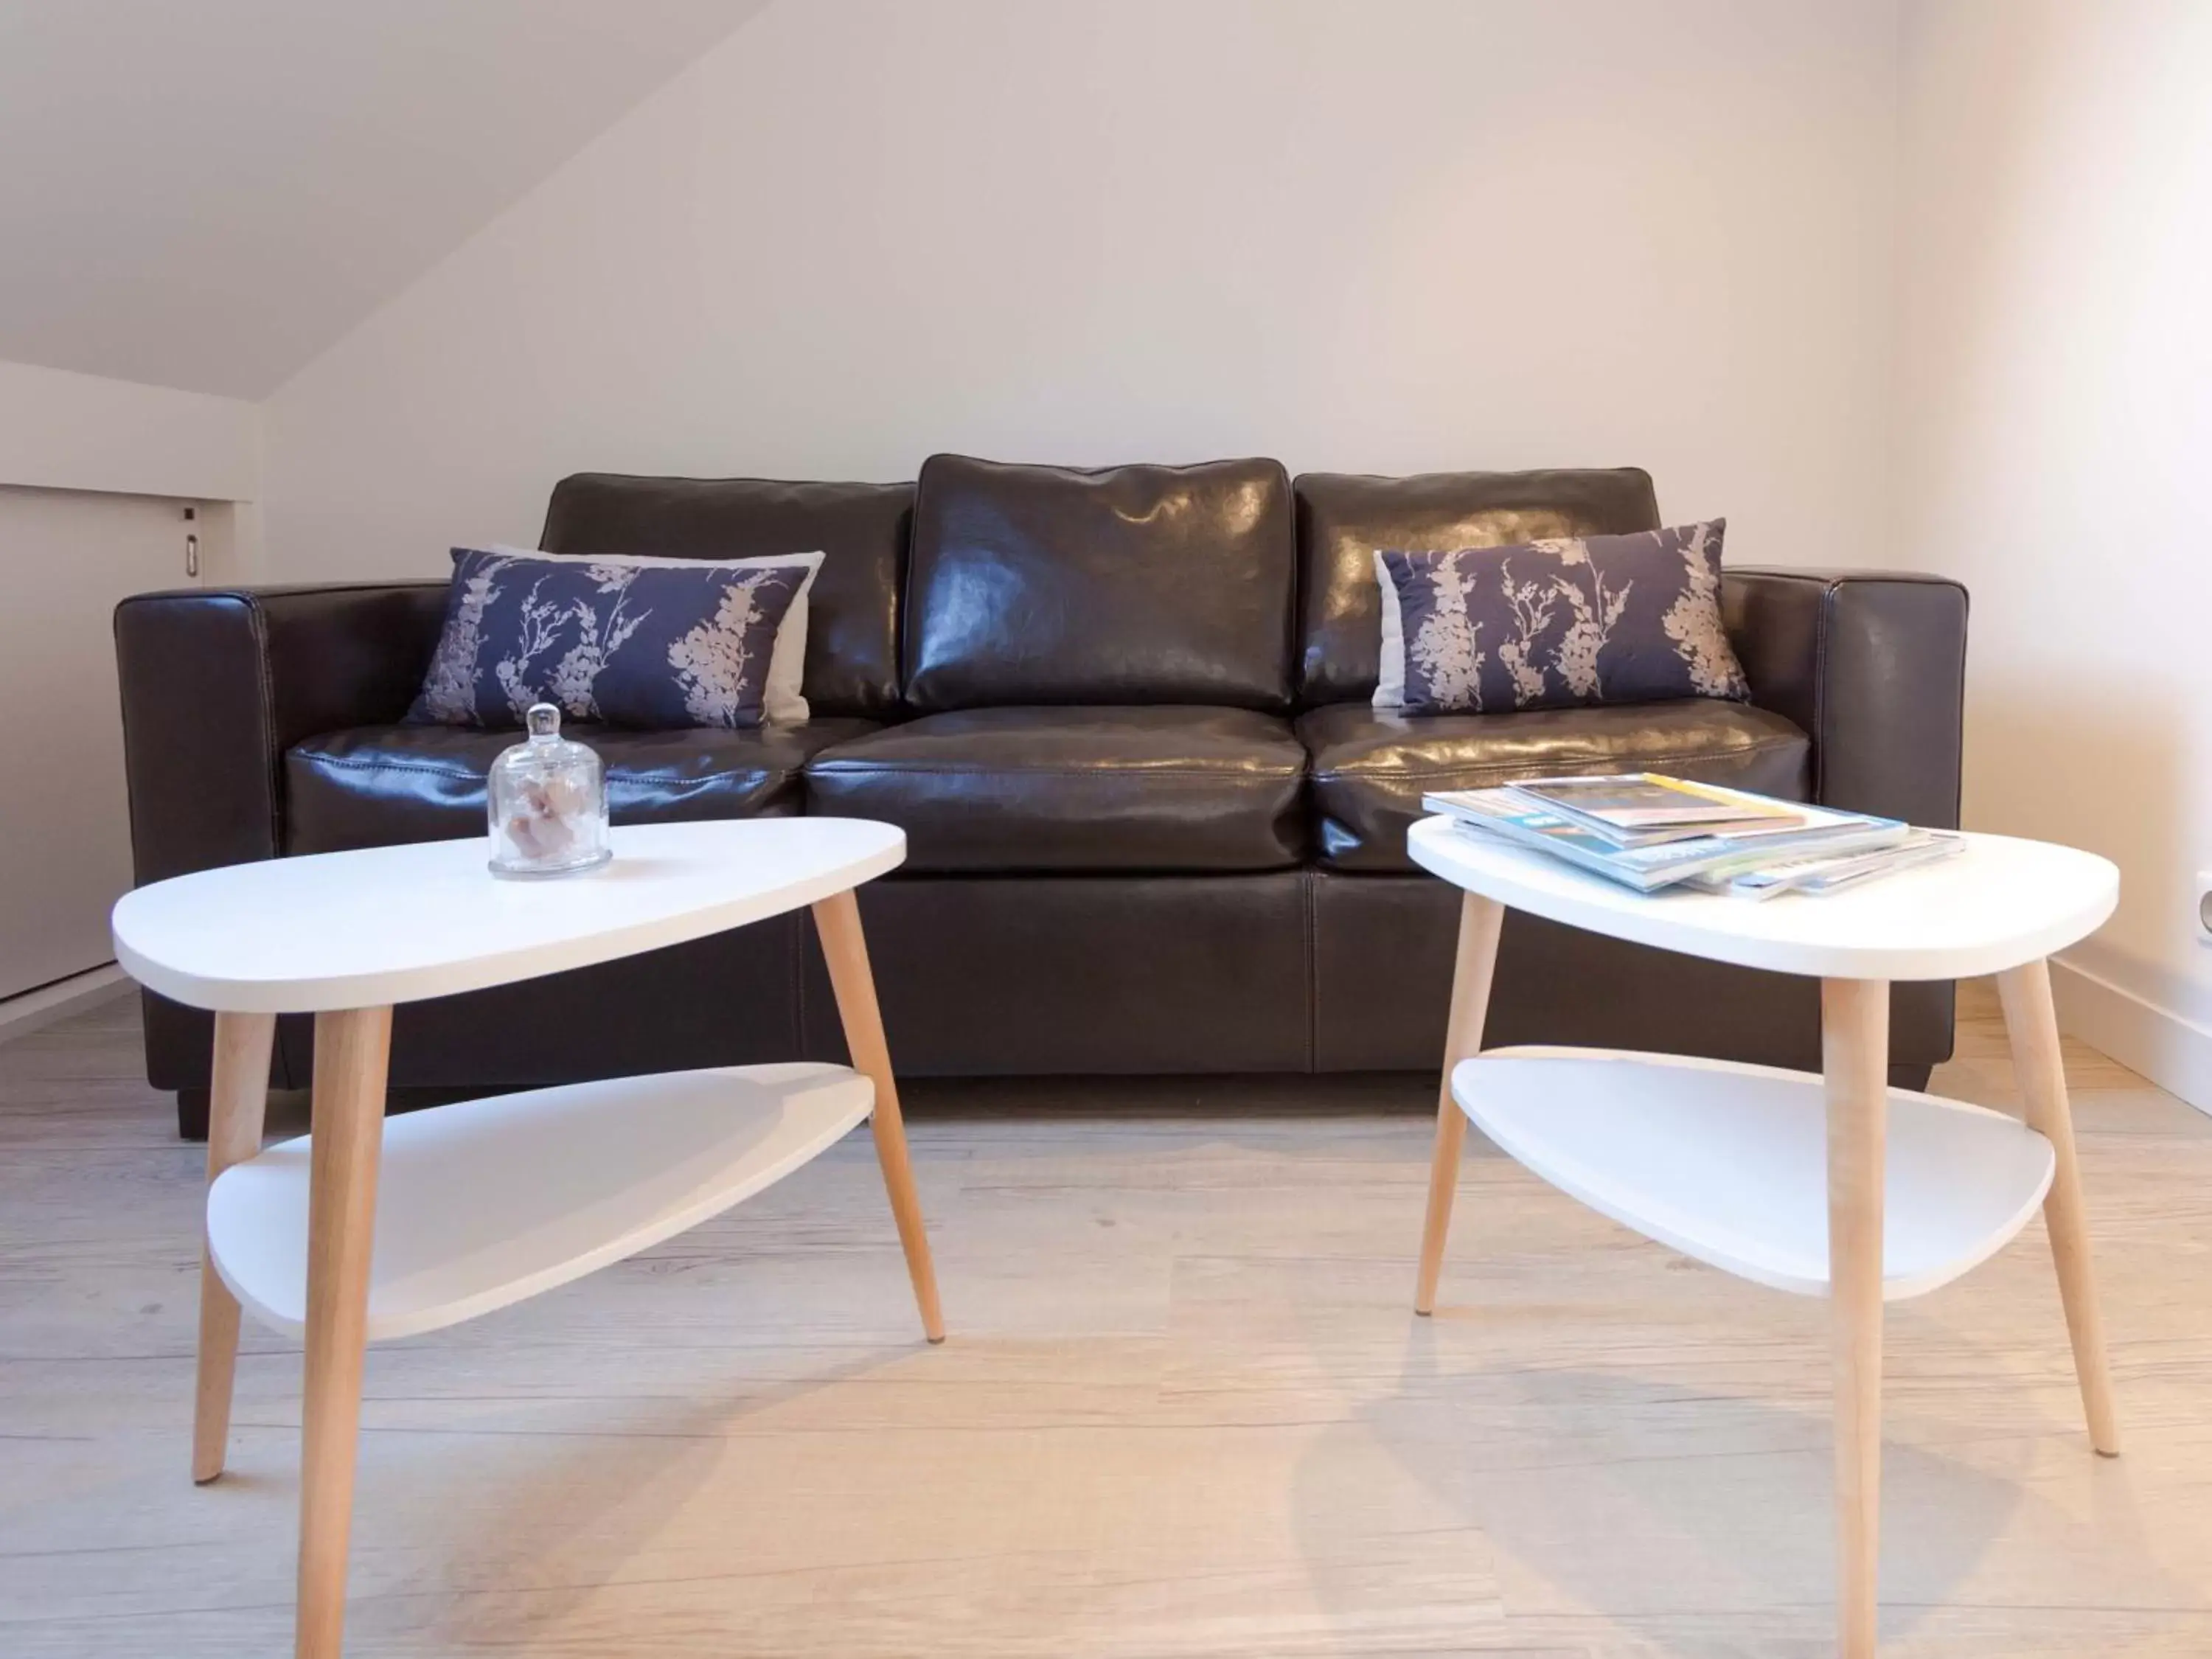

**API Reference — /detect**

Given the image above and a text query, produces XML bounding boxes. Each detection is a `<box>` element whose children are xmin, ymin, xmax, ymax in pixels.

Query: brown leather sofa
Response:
<box><xmin>116</xmin><ymin>458</ymin><xmax>1968</xmax><ymax>1138</ymax></box>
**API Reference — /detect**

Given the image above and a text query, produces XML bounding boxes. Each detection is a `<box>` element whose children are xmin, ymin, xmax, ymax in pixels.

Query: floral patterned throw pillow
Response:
<box><xmin>1372</xmin><ymin>520</ymin><xmax>1748</xmax><ymax>715</ymax></box>
<box><xmin>408</xmin><ymin>548</ymin><xmax>819</xmax><ymax>729</ymax></box>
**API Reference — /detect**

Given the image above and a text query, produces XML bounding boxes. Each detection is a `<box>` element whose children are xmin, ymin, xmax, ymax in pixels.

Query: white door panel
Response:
<box><xmin>0</xmin><ymin>484</ymin><xmax>192</xmax><ymax>998</ymax></box>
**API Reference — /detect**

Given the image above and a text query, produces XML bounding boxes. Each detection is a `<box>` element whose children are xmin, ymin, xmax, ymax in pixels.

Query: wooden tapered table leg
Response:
<box><xmin>1823</xmin><ymin>978</ymin><xmax>1888</xmax><ymax>1659</ymax></box>
<box><xmin>192</xmin><ymin>1010</ymin><xmax>277</xmax><ymax>1484</ymax></box>
<box><xmin>1995</xmin><ymin>958</ymin><xmax>2121</xmax><ymax>1455</ymax></box>
<box><xmin>812</xmin><ymin>890</ymin><xmax>944</xmax><ymax>1343</ymax></box>
<box><xmin>296</xmin><ymin>1006</ymin><xmax>392</xmax><ymax>1659</ymax></box>
<box><xmin>1414</xmin><ymin>892</ymin><xmax>1506</xmax><ymax>1315</ymax></box>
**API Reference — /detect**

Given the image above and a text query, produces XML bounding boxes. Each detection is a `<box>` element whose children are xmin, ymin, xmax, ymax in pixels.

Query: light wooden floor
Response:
<box><xmin>4</xmin><ymin>990</ymin><xmax>2211</xmax><ymax>1658</ymax></box>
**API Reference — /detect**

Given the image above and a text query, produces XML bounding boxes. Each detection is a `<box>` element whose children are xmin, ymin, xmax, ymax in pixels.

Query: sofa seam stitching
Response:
<box><xmin>812</xmin><ymin>773</ymin><xmax>1305</xmax><ymax>786</ymax></box>
<box><xmin>1308</xmin><ymin>737</ymin><xmax>1808</xmax><ymax>786</ymax></box>
<box><xmin>292</xmin><ymin>753</ymin><xmax>792</xmax><ymax>787</ymax></box>
<box><xmin>1292</xmin><ymin>872</ymin><xmax>1310</xmax><ymax>1079</ymax></box>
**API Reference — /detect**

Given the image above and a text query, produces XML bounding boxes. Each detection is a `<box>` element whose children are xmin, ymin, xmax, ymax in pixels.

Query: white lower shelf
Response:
<box><xmin>209</xmin><ymin>1062</ymin><xmax>874</xmax><ymax>1341</ymax></box>
<box><xmin>1453</xmin><ymin>1047</ymin><xmax>2056</xmax><ymax>1301</ymax></box>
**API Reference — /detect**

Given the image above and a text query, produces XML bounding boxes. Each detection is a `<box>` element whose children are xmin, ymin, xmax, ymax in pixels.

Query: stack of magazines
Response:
<box><xmin>1425</xmin><ymin>773</ymin><xmax>1965</xmax><ymax>899</ymax></box>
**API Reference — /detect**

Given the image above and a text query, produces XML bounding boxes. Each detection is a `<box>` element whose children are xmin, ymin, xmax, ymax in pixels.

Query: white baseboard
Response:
<box><xmin>2049</xmin><ymin>955</ymin><xmax>2212</xmax><ymax>1118</ymax></box>
<box><xmin>0</xmin><ymin>964</ymin><xmax>134</xmax><ymax>1044</ymax></box>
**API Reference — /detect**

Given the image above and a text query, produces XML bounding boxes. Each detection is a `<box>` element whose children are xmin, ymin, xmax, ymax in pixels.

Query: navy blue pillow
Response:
<box><xmin>1374</xmin><ymin>520</ymin><xmax>1749</xmax><ymax>715</ymax></box>
<box><xmin>409</xmin><ymin>549</ymin><xmax>810</xmax><ymax>729</ymax></box>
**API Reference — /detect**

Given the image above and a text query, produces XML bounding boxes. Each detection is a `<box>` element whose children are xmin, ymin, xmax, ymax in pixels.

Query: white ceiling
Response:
<box><xmin>0</xmin><ymin>0</ymin><xmax>769</xmax><ymax>398</ymax></box>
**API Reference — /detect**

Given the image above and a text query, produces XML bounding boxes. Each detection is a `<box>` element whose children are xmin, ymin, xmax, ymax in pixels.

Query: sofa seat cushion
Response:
<box><xmin>805</xmin><ymin>706</ymin><xmax>1307</xmax><ymax>872</ymax></box>
<box><xmin>285</xmin><ymin>718</ymin><xmax>879</xmax><ymax>855</ymax></box>
<box><xmin>1300</xmin><ymin>699</ymin><xmax>1810</xmax><ymax>872</ymax></box>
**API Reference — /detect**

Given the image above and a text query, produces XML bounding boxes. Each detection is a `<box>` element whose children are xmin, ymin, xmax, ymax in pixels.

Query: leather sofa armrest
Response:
<box><xmin>1722</xmin><ymin>568</ymin><xmax>1967</xmax><ymax>828</ymax></box>
<box><xmin>115</xmin><ymin>582</ymin><xmax>447</xmax><ymax>1118</ymax></box>
<box><xmin>114</xmin><ymin>582</ymin><xmax>448</xmax><ymax>882</ymax></box>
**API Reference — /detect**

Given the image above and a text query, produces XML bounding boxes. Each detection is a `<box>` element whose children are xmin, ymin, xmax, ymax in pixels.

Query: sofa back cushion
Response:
<box><xmin>905</xmin><ymin>453</ymin><xmax>1297</xmax><ymax>712</ymax></box>
<box><xmin>539</xmin><ymin>473</ymin><xmax>909</xmax><ymax>717</ymax></box>
<box><xmin>1293</xmin><ymin>467</ymin><xmax>1662</xmax><ymax>705</ymax></box>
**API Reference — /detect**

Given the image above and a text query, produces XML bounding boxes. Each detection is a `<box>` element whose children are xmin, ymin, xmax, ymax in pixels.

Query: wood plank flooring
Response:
<box><xmin>3</xmin><ymin>988</ymin><xmax>2209</xmax><ymax>1656</ymax></box>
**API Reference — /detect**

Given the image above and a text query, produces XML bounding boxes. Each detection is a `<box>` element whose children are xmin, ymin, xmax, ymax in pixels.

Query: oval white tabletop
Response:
<box><xmin>113</xmin><ymin>817</ymin><xmax>905</xmax><ymax>1014</ymax></box>
<box><xmin>1407</xmin><ymin>815</ymin><xmax>2116</xmax><ymax>981</ymax></box>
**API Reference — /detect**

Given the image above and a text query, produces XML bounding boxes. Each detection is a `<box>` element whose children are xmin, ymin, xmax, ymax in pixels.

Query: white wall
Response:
<box><xmin>0</xmin><ymin>1</ymin><xmax>769</xmax><ymax>399</ymax></box>
<box><xmin>260</xmin><ymin>0</ymin><xmax>1902</xmax><ymax>582</ymax></box>
<box><xmin>0</xmin><ymin>358</ymin><xmax>258</xmax><ymax>504</ymax></box>
<box><xmin>0</xmin><ymin>486</ymin><xmax>204</xmax><ymax>1001</ymax></box>
<box><xmin>1898</xmin><ymin>0</ymin><xmax>2212</xmax><ymax>1105</ymax></box>
<box><xmin>0</xmin><ymin>358</ymin><xmax>260</xmax><ymax>1009</ymax></box>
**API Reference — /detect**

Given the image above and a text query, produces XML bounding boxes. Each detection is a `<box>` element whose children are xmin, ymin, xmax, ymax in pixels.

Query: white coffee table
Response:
<box><xmin>111</xmin><ymin>817</ymin><xmax>942</xmax><ymax>1659</ymax></box>
<box><xmin>1405</xmin><ymin>815</ymin><xmax>2121</xmax><ymax>1659</ymax></box>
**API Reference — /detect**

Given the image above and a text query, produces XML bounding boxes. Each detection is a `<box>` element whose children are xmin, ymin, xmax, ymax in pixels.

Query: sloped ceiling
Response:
<box><xmin>0</xmin><ymin>0</ymin><xmax>769</xmax><ymax>397</ymax></box>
